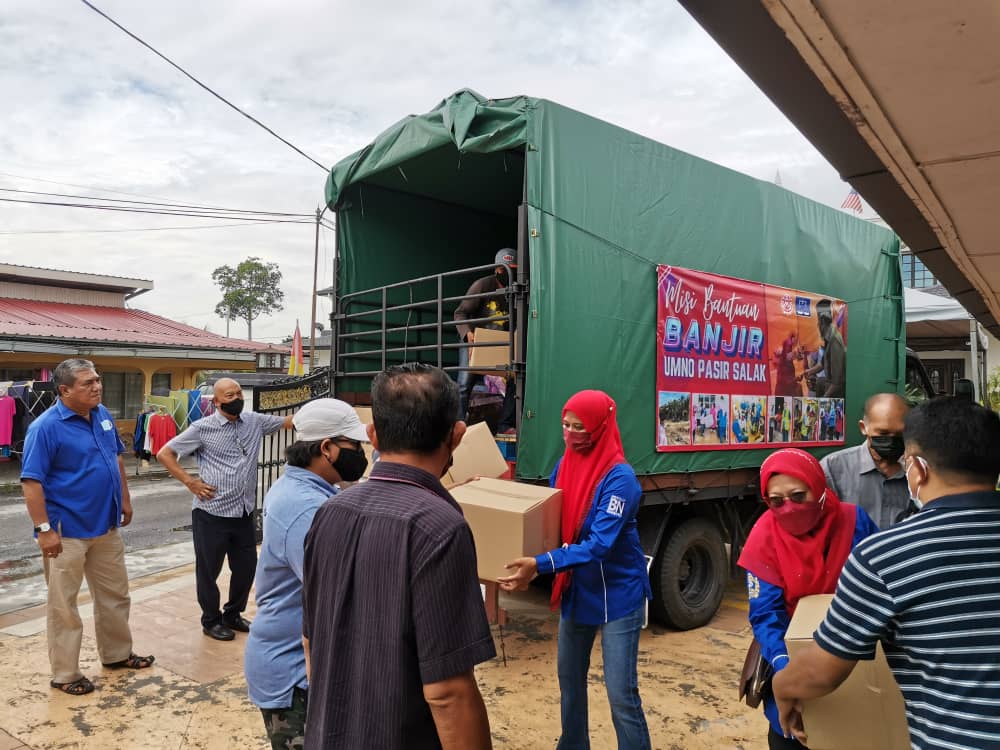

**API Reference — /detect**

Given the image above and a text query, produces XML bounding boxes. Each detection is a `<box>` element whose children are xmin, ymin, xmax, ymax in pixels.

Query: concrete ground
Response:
<box><xmin>0</xmin><ymin>563</ymin><xmax>767</xmax><ymax>750</ymax></box>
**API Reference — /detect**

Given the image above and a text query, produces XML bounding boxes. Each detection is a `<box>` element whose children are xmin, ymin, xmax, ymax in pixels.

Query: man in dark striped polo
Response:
<box><xmin>773</xmin><ymin>397</ymin><xmax>1000</xmax><ymax>749</ymax></box>
<box><xmin>302</xmin><ymin>364</ymin><xmax>495</xmax><ymax>749</ymax></box>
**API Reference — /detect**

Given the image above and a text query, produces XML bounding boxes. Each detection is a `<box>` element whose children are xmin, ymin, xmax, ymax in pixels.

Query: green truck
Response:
<box><xmin>321</xmin><ymin>90</ymin><xmax>931</xmax><ymax>629</ymax></box>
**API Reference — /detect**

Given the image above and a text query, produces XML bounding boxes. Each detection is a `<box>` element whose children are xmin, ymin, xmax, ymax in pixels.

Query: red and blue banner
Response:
<box><xmin>656</xmin><ymin>265</ymin><xmax>847</xmax><ymax>452</ymax></box>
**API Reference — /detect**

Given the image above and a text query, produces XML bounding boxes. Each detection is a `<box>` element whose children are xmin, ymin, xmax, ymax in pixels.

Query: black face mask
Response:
<box><xmin>869</xmin><ymin>434</ymin><xmax>905</xmax><ymax>463</ymax></box>
<box><xmin>496</xmin><ymin>268</ymin><xmax>509</xmax><ymax>286</ymax></box>
<box><xmin>219</xmin><ymin>398</ymin><xmax>244</xmax><ymax>417</ymax></box>
<box><xmin>331</xmin><ymin>446</ymin><xmax>368</xmax><ymax>482</ymax></box>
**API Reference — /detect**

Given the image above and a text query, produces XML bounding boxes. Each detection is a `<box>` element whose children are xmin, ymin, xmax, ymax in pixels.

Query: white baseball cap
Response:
<box><xmin>292</xmin><ymin>398</ymin><xmax>369</xmax><ymax>443</ymax></box>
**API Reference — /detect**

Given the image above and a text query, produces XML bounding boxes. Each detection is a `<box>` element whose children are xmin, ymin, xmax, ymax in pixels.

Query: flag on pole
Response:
<box><xmin>840</xmin><ymin>188</ymin><xmax>863</xmax><ymax>214</ymax></box>
<box><xmin>288</xmin><ymin>321</ymin><xmax>305</xmax><ymax>376</ymax></box>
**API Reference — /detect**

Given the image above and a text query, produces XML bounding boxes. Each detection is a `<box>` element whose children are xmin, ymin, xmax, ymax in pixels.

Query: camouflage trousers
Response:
<box><xmin>261</xmin><ymin>686</ymin><xmax>307</xmax><ymax>750</ymax></box>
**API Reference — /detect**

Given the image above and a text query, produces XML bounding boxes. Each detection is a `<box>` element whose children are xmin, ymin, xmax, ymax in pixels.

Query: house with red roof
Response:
<box><xmin>0</xmin><ymin>263</ymin><xmax>288</xmax><ymax>431</ymax></box>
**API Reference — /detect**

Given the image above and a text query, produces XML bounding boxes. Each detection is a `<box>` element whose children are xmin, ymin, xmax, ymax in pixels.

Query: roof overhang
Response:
<box><xmin>679</xmin><ymin>0</ymin><xmax>1000</xmax><ymax>338</ymax></box>
<box><xmin>0</xmin><ymin>337</ymin><xmax>257</xmax><ymax>361</ymax></box>
<box><xmin>0</xmin><ymin>263</ymin><xmax>153</xmax><ymax>296</ymax></box>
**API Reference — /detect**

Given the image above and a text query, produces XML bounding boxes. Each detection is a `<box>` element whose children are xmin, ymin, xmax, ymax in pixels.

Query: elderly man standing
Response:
<box><xmin>157</xmin><ymin>378</ymin><xmax>292</xmax><ymax>641</ymax></box>
<box><xmin>21</xmin><ymin>358</ymin><xmax>154</xmax><ymax>696</ymax></box>
<box><xmin>821</xmin><ymin>393</ymin><xmax>911</xmax><ymax>529</ymax></box>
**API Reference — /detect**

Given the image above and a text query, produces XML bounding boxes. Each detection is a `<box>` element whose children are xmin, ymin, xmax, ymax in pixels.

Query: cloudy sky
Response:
<box><xmin>0</xmin><ymin>0</ymin><xmax>866</xmax><ymax>345</ymax></box>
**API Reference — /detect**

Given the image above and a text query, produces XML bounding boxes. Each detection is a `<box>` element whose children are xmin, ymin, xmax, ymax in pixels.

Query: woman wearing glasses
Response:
<box><xmin>738</xmin><ymin>448</ymin><xmax>878</xmax><ymax>749</ymax></box>
<box><xmin>499</xmin><ymin>389</ymin><xmax>652</xmax><ymax>750</ymax></box>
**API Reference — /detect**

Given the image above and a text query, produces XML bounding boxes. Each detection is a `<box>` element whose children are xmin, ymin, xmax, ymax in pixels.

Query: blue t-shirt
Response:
<box><xmin>535</xmin><ymin>461</ymin><xmax>652</xmax><ymax>626</ymax></box>
<box><xmin>244</xmin><ymin>466</ymin><xmax>337</xmax><ymax>708</ymax></box>
<box><xmin>745</xmin><ymin>506</ymin><xmax>879</xmax><ymax>735</ymax></box>
<box><xmin>20</xmin><ymin>400</ymin><xmax>125</xmax><ymax>538</ymax></box>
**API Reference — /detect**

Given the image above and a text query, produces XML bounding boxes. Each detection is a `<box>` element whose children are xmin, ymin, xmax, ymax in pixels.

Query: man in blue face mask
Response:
<box><xmin>158</xmin><ymin>378</ymin><xmax>293</xmax><ymax>641</ymax></box>
<box><xmin>820</xmin><ymin>393</ymin><xmax>911</xmax><ymax>529</ymax></box>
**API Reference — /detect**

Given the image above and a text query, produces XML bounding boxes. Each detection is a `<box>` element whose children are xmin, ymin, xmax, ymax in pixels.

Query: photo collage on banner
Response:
<box><xmin>655</xmin><ymin>265</ymin><xmax>847</xmax><ymax>452</ymax></box>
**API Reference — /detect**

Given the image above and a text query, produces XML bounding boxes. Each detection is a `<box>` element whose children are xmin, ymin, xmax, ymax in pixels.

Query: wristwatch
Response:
<box><xmin>34</xmin><ymin>522</ymin><xmax>52</xmax><ymax>534</ymax></box>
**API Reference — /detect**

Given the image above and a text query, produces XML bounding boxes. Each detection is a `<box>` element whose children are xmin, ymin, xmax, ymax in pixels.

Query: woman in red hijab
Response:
<box><xmin>738</xmin><ymin>448</ymin><xmax>878</xmax><ymax>749</ymax></box>
<box><xmin>500</xmin><ymin>390</ymin><xmax>652</xmax><ymax>749</ymax></box>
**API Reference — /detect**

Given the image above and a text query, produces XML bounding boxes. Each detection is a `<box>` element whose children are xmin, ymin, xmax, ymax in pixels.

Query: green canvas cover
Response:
<box><xmin>325</xmin><ymin>90</ymin><xmax>902</xmax><ymax>481</ymax></box>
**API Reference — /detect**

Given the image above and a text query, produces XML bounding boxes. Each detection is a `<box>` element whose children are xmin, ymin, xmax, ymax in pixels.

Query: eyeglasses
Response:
<box><xmin>332</xmin><ymin>437</ymin><xmax>361</xmax><ymax>452</ymax></box>
<box><xmin>764</xmin><ymin>491</ymin><xmax>809</xmax><ymax>508</ymax></box>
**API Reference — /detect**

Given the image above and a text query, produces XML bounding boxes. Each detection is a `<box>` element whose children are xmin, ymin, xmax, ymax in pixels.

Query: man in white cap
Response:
<box><xmin>243</xmin><ymin>397</ymin><xmax>369</xmax><ymax>750</ymax></box>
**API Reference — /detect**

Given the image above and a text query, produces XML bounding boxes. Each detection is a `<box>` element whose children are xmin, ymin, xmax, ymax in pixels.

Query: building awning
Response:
<box><xmin>679</xmin><ymin>1</ymin><xmax>1000</xmax><ymax>338</ymax></box>
<box><xmin>905</xmin><ymin>287</ymin><xmax>986</xmax><ymax>349</ymax></box>
<box><xmin>0</xmin><ymin>298</ymin><xmax>287</xmax><ymax>357</ymax></box>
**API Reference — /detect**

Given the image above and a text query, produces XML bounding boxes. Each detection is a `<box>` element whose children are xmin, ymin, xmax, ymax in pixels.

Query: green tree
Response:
<box><xmin>212</xmin><ymin>257</ymin><xmax>285</xmax><ymax>340</ymax></box>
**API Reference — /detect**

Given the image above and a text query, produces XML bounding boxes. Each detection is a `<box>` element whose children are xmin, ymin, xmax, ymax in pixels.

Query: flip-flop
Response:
<box><xmin>103</xmin><ymin>653</ymin><xmax>155</xmax><ymax>670</ymax></box>
<box><xmin>50</xmin><ymin>677</ymin><xmax>95</xmax><ymax>695</ymax></box>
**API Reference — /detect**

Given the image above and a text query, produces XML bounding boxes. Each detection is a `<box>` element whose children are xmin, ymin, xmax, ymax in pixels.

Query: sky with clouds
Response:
<box><xmin>0</xmin><ymin>0</ymin><xmax>867</xmax><ymax>345</ymax></box>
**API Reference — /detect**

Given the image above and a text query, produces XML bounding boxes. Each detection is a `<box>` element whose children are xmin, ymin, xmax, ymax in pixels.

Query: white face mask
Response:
<box><xmin>905</xmin><ymin>456</ymin><xmax>929</xmax><ymax>510</ymax></box>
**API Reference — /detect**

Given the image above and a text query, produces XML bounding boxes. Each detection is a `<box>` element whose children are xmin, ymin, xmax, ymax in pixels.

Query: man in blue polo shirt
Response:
<box><xmin>773</xmin><ymin>397</ymin><xmax>1000</xmax><ymax>749</ymax></box>
<box><xmin>21</xmin><ymin>358</ymin><xmax>154</xmax><ymax>696</ymax></box>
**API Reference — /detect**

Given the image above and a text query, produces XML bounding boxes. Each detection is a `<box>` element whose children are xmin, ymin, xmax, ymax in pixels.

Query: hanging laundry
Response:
<box><xmin>0</xmin><ymin>394</ymin><xmax>15</xmax><ymax>447</ymax></box>
<box><xmin>148</xmin><ymin>412</ymin><xmax>178</xmax><ymax>455</ymax></box>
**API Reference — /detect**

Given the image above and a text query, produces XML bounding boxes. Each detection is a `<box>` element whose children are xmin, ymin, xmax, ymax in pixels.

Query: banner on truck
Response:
<box><xmin>656</xmin><ymin>265</ymin><xmax>847</xmax><ymax>452</ymax></box>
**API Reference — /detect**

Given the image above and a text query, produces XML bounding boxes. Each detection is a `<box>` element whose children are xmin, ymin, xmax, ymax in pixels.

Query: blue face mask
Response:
<box><xmin>905</xmin><ymin>456</ymin><xmax>928</xmax><ymax>510</ymax></box>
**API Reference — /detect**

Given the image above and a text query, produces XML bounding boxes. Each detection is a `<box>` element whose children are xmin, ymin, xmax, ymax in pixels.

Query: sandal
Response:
<box><xmin>103</xmin><ymin>653</ymin><xmax>155</xmax><ymax>670</ymax></box>
<box><xmin>50</xmin><ymin>677</ymin><xmax>95</xmax><ymax>695</ymax></box>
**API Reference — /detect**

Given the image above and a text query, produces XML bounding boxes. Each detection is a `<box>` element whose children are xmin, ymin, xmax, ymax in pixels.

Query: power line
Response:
<box><xmin>0</xmin><ymin>222</ymin><xmax>302</xmax><ymax>236</ymax></box>
<box><xmin>0</xmin><ymin>196</ymin><xmax>315</xmax><ymax>224</ymax></box>
<box><xmin>78</xmin><ymin>0</ymin><xmax>329</xmax><ymax>172</ymax></box>
<box><xmin>0</xmin><ymin>187</ymin><xmax>312</xmax><ymax>218</ymax></box>
<box><xmin>0</xmin><ymin>170</ymin><xmax>200</xmax><ymax>204</ymax></box>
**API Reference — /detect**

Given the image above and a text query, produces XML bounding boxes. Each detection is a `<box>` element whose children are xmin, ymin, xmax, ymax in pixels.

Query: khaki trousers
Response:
<box><xmin>43</xmin><ymin>527</ymin><xmax>133</xmax><ymax>683</ymax></box>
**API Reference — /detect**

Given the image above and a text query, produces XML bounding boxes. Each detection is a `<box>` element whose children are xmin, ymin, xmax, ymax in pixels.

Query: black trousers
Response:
<box><xmin>191</xmin><ymin>508</ymin><xmax>257</xmax><ymax>628</ymax></box>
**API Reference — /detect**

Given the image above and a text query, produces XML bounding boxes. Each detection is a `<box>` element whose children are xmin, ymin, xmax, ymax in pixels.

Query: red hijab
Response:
<box><xmin>550</xmin><ymin>390</ymin><xmax>626</xmax><ymax>609</ymax></box>
<box><xmin>737</xmin><ymin>448</ymin><xmax>857</xmax><ymax>615</ymax></box>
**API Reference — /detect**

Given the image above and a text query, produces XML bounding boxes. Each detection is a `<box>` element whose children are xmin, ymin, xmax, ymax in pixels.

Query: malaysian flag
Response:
<box><xmin>841</xmin><ymin>188</ymin><xmax>863</xmax><ymax>214</ymax></box>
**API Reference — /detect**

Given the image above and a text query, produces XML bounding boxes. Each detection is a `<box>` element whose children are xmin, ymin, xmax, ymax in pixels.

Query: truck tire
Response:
<box><xmin>650</xmin><ymin>518</ymin><xmax>727</xmax><ymax>630</ymax></box>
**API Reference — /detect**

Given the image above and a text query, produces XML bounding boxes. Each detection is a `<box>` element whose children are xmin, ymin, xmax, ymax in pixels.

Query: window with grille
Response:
<box><xmin>100</xmin><ymin>371</ymin><xmax>144</xmax><ymax>419</ymax></box>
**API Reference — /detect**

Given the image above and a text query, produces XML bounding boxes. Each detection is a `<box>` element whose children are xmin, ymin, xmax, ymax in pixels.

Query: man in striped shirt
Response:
<box><xmin>773</xmin><ymin>397</ymin><xmax>1000</xmax><ymax>749</ymax></box>
<box><xmin>158</xmin><ymin>378</ymin><xmax>292</xmax><ymax>641</ymax></box>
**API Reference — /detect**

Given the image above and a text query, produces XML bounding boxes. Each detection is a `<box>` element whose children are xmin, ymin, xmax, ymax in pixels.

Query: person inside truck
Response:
<box><xmin>737</xmin><ymin>448</ymin><xmax>878</xmax><ymax>750</ymax></box>
<box><xmin>454</xmin><ymin>247</ymin><xmax>517</xmax><ymax>434</ymax></box>
<box><xmin>820</xmin><ymin>393</ymin><xmax>912</xmax><ymax>529</ymax></box>
<box><xmin>498</xmin><ymin>390</ymin><xmax>652</xmax><ymax>750</ymax></box>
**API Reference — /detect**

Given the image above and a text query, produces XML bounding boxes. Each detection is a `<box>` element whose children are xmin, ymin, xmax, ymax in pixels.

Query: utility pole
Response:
<box><xmin>309</xmin><ymin>207</ymin><xmax>321</xmax><ymax>371</ymax></box>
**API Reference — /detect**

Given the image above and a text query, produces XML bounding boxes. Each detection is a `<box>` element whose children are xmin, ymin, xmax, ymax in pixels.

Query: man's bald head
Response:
<box><xmin>863</xmin><ymin>393</ymin><xmax>909</xmax><ymax>427</ymax></box>
<box><xmin>213</xmin><ymin>378</ymin><xmax>242</xmax><ymax>400</ymax></box>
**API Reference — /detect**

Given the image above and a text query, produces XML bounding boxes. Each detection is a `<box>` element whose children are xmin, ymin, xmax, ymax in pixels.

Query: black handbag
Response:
<box><xmin>738</xmin><ymin>638</ymin><xmax>774</xmax><ymax>708</ymax></box>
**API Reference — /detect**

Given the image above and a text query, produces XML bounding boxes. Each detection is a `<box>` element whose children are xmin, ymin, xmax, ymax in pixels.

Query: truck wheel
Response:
<box><xmin>650</xmin><ymin>518</ymin><xmax>727</xmax><ymax>630</ymax></box>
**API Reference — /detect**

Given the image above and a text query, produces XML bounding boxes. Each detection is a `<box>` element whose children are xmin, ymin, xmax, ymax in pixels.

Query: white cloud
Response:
<box><xmin>0</xmin><ymin>0</ymin><xmax>859</xmax><ymax>343</ymax></box>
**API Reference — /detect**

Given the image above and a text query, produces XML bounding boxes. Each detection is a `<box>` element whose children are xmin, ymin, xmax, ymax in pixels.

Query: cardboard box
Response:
<box><xmin>442</xmin><ymin>420</ymin><xmax>509</xmax><ymax>488</ymax></box>
<box><xmin>450</xmin><ymin>477</ymin><xmax>562</xmax><ymax>581</ymax></box>
<box><xmin>353</xmin><ymin>406</ymin><xmax>375</xmax><ymax>478</ymax></box>
<box><xmin>468</xmin><ymin>327</ymin><xmax>520</xmax><ymax>374</ymax></box>
<box><xmin>785</xmin><ymin>595</ymin><xmax>910</xmax><ymax>750</ymax></box>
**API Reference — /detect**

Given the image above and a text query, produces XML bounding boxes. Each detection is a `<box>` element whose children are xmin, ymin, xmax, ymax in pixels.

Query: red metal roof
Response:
<box><xmin>0</xmin><ymin>298</ymin><xmax>288</xmax><ymax>353</ymax></box>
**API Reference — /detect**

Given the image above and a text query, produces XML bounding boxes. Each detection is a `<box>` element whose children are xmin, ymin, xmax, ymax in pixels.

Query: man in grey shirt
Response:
<box><xmin>820</xmin><ymin>393</ymin><xmax>911</xmax><ymax>529</ymax></box>
<box><xmin>158</xmin><ymin>378</ymin><xmax>292</xmax><ymax>640</ymax></box>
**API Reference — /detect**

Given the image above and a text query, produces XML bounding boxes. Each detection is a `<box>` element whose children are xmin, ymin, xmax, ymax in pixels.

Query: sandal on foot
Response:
<box><xmin>50</xmin><ymin>677</ymin><xmax>95</xmax><ymax>695</ymax></box>
<box><xmin>103</xmin><ymin>653</ymin><xmax>155</xmax><ymax>670</ymax></box>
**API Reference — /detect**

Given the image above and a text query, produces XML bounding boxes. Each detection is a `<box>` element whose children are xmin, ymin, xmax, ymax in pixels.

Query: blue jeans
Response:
<box><xmin>556</xmin><ymin>605</ymin><xmax>650</xmax><ymax>750</ymax></box>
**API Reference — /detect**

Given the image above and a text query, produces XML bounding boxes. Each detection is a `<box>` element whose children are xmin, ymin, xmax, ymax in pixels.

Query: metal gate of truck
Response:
<box><xmin>252</xmin><ymin>367</ymin><xmax>331</xmax><ymax>535</ymax></box>
<box><xmin>329</xmin><ymin>261</ymin><xmax>527</xmax><ymax>432</ymax></box>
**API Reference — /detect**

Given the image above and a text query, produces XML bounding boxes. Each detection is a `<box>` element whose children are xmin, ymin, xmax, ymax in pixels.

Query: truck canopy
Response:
<box><xmin>325</xmin><ymin>89</ymin><xmax>903</xmax><ymax>480</ymax></box>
